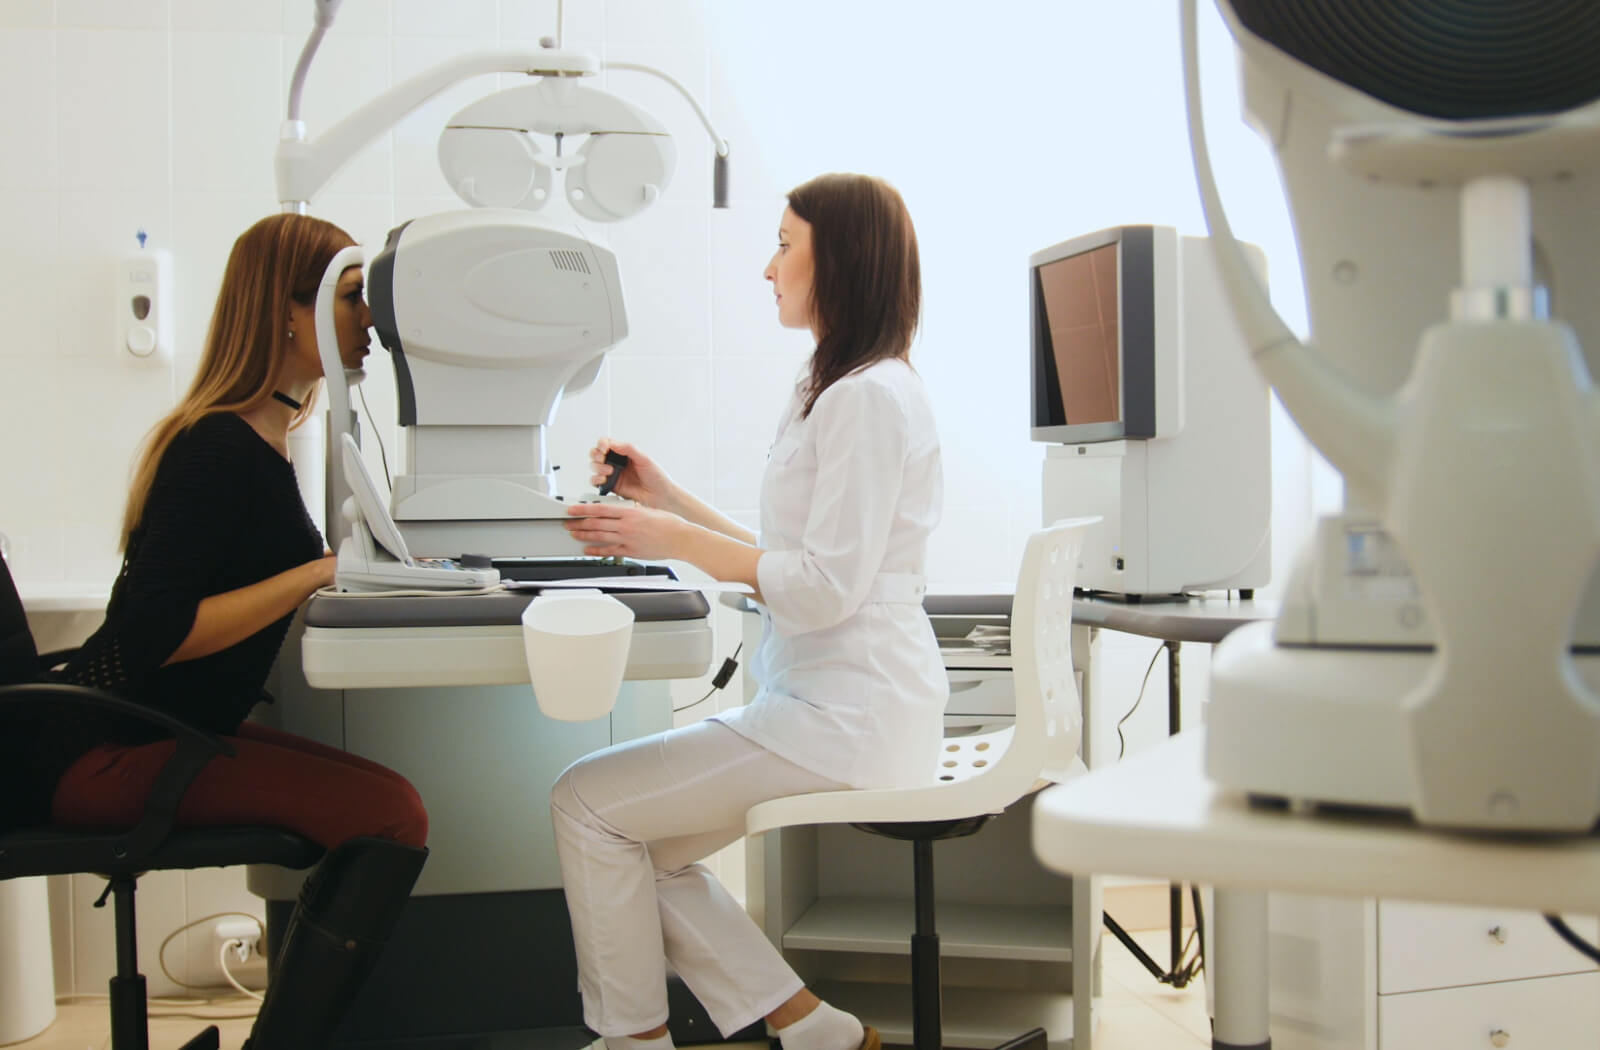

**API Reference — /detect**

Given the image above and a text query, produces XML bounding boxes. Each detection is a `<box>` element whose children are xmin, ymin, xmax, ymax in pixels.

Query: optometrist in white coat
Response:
<box><xmin>552</xmin><ymin>172</ymin><xmax>945</xmax><ymax>1050</ymax></box>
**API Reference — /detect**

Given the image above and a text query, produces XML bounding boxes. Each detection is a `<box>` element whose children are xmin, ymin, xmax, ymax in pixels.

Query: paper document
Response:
<box><xmin>504</xmin><ymin>576</ymin><xmax>754</xmax><ymax>595</ymax></box>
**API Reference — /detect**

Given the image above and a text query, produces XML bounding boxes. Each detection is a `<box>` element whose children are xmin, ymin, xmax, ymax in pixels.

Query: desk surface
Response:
<box><xmin>726</xmin><ymin>591</ymin><xmax>1275</xmax><ymax>646</ymax></box>
<box><xmin>1070</xmin><ymin>595</ymin><xmax>1275</xmax><ymax>644</ymax></box>
<box><xmin>1033</xmin><ymin>730</ymin><xmax>1600</xmax><ymax>916</ymax></box>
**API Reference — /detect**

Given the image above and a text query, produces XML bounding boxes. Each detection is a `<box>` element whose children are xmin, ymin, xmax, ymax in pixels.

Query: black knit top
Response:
<box><xmin>47</xmin><ymin>412</ymin><xmax>323</xmax><ymax>772</ymax></box>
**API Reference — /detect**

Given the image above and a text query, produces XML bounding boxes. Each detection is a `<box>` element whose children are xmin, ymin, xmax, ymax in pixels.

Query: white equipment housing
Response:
<box><xmin>367</xmin><ymin>210</ymin><xmax>628</xmax><ymax>558</ymax></box>
<box><xmin>1035</xmin><ymin>225</ymin><xmax>1272</xmax><ymax>596</ymax></box>
<box><xmin>334</xmin><ymin>433</ymin><xmax>500</xmax><ymax>593</ymax></box>
<box><xmin>277</xmin><ymin>9</ymin><xmax>728</xmax><ymax>561</ymax></box>
<box><xmin>1185</xmin><ymin>0</ymin><xmax>1600</xmax><ymax>832</ymax></box>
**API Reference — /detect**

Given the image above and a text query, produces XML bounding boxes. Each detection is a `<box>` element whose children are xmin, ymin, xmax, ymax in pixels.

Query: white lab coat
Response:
<box><xmin>712</xmin><ymin>357</ymin><xmax>948</xmax><ymax>789</ymax></box>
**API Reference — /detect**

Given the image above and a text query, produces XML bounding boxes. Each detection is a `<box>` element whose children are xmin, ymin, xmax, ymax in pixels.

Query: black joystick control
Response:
<box><xmin>597</xmin><ymin>450</ymin><xmax>630</xmax><ymax>497</ymax></box>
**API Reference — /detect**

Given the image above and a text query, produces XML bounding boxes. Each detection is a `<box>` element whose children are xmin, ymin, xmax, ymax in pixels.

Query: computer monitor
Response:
<box><xmin>1030</xmin><ymin>225</ymin><xmax>1273</xmax><ymax>596</ymax></box>
<box><xmin>1030</xmin><ymin>225</ymin><xmax>1179</xmax><ymax>445</ymax></box>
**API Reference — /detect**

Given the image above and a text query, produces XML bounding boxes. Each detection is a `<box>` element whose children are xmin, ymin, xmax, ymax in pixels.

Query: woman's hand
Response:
<box><xmin>312</xmin><ymin>553</ymin><xmax>338</xmax><ymax>590</ymax></box>
<box><xmin>166</xmin><ymin>552</ymin><xmax>339</xmax><ymax>666</ymax></box>
<box><xmin>565</xmin><ymin>503</ymin><xmax>690</xmax><ymax>560</ymax></box>
<box><xmin>589</xmin><ymin>439</ymin><xmax>679</xmax><ymax>512</ymax></box>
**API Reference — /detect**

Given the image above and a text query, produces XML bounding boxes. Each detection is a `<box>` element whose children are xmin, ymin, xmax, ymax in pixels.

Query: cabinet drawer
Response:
<box><xmin>946</xmin><ymin>670</ymin><xmax>1015</xmax><ymax>717</ymax></box>
<box><xmin>1378</xmin><ymin>901</ymin><xmax>1598</xmax><ymax>993</ymax></box>
<box><xmin>1378</xmin><ymin>970</ymin><xmax>1600</xmax><ymax>1049</ymax></box>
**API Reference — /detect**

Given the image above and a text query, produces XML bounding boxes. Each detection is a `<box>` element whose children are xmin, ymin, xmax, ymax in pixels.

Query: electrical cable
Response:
<box><xmin>218</xmin><ymin>942</ymin><xmax>265</xmax><ymax>1002</ymax></box>
<box><xmin>674</xmin><ymin>643</ymin><xmax>741</xmax><ymax>713</ymax></box>
<box><xmin>156</xmin><ymin>911</ymin><xmax>265</xmax><ymax>994</ymax></box>
<box><xmin>1117</xmin><ymin>644</ymin><xmax>1169</xmax><ymax>760</ymax></box>
<box><xmin>1546</xmin><ymin>913</ymin><xmax>1600</xmax><ymax>964</ymax></box>
<box><xmin>356</xmin><ymin>383</ymin><xmax>393</xmax><ymax>496</ymax></box>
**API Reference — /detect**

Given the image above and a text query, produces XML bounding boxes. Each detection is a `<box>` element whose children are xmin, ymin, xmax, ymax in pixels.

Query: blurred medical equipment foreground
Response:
<box><xmin>1187</xmin><ymin>0</ymin><xmax>1600</xmax><ymax>832</ymax></box>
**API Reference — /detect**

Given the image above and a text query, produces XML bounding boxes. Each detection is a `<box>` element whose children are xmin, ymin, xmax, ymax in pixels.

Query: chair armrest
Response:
<box><xmin>0</xmin><ymin>681</ymin><xmax>234</xmax><ymax>756</ymax></box>
<box><xmin>0</xmin><ymin>681</ymin><xmax>236</xmax><ymax>860</ymax></box>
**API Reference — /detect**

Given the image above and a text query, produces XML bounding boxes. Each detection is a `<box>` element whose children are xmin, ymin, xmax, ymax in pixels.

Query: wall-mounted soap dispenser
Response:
<box><xmin>117</xmin><ymin>230</ymin><xmax>172</xmax><ymax>361</ymax></box>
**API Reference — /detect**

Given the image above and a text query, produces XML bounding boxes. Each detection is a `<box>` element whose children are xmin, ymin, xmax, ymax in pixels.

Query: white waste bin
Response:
<box><xmin>0</xmin><ymin>877</ymin><xmax>55</xmax><ymax>1045</ymax></box>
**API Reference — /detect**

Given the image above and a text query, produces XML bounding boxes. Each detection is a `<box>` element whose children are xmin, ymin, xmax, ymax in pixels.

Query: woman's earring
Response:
<box><xmin>288</xmin><ymin>330</ymin><xmax>296</xmax><ymax>340</ymax></box>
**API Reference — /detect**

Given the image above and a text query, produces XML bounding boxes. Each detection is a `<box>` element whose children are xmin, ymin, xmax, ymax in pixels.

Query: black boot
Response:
<box><xmin>244</xmin><ymin>836</ymin><xmax>429</xmax><ymax>1050</ymax></box>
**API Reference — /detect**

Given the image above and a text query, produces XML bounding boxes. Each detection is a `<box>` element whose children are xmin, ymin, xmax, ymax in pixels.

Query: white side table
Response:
<box><xmin>0</xmin><ymin>878</ymin><xmax>54</xmax><ymax>1044</ymax></box>
<box><xmin>17</xmin><ymin>584</ymin><xmax>109</xmax><ymax>654</ymax></box>
<box><xmin>1033</xmin><ymin>730</ymin><xmax>1600</xmax><ymax>1049</ymax></box>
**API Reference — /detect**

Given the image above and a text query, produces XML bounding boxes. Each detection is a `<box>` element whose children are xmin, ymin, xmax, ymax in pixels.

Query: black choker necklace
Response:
<box><xmin>271</xmin><ymin>391</ymin><xmax>303</xmax><ymax>411</ymax></box>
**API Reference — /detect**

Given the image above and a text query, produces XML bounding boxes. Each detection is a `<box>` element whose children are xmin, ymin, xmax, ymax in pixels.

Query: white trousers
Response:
<box><xmin>549</xmin><ymin>720</ymin><xmax>848</xmax><ymax>1038</ymax></box>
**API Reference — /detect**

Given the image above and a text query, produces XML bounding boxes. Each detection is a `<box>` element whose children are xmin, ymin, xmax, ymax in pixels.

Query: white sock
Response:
<box><xmin>604</xmin><ymin>1032</ymin><xmax>674</xmax><ymax>1050</ymax></box>
<box><xmin>777</xmin><ymin>1001</ymin><xmax>865</xmax><ymax>1050</ymax></box>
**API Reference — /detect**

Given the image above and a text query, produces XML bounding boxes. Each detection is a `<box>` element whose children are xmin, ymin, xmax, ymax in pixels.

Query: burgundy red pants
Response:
<box><xmin>52</xmin><ymin>722</ymin><xmax>428</xmax><ymax>849</ymax></box>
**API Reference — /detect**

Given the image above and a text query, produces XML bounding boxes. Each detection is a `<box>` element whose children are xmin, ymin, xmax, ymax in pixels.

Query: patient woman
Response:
<box><xmin>45</xmin><ymin>214</ymin><xmax>428</xmax><ymax>1049</ymax></box>
<box><xmin>553</xmin><ymin>173</ymin><xmax>943</xmax><ymax>1050</ymax></box>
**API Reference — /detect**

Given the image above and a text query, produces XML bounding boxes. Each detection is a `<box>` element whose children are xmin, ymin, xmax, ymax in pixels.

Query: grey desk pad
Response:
<box><xmin>305</xmin><ymin>588</ymin><xmax>711</xmax><ymax>628</ymax></box>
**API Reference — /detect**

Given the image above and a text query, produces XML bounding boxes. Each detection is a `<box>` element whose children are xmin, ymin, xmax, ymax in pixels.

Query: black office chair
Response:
<box><xmin>0</xmin><ymin>552</ymin><xmax>324</xmax><ymax>1050</ymax></box>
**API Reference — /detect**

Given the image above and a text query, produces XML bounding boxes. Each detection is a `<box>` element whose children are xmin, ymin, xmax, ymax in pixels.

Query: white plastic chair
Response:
<box><xmin>746</xmin><ymin>518</ymin><xmax>1096</xmax><ymax>1050</ymax></box>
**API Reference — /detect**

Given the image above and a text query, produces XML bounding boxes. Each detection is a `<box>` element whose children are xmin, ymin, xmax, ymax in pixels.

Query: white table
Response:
<box><xmin>1032</xmin><ymin>730</ymin><xmax>1600</xmax><ymax>1049</ymax></box>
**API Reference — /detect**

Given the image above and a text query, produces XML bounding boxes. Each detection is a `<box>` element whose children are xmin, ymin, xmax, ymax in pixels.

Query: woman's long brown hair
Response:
<box><xmin>787</xmin><ymin>173</ymin><xmax>922</xmax><ymax>418</ymax></box>
<box><xmin>119</xmin><ymin>213</ymin><xmax>354</xmax><ymax>550</ymax></box>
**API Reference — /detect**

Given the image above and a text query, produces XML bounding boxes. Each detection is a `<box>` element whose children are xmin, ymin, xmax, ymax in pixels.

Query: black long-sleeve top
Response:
<box><xmin>36</xmin><ymin>413</ymin><xmax>324</xmax><ymax>801</ymax></box>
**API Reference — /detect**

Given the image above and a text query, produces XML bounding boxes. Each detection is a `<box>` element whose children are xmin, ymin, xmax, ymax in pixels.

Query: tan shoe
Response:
<box><xmin>858</xmin><ymin>1026</ymin><xmax>882</xmax><ymax>1050</ymax></box>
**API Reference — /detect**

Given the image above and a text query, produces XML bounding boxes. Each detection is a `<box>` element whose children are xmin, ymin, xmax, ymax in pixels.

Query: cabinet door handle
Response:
<box><xmin>1487</xmin><ymin>924</ymin><xmax>1507</xmax><ymax>945</ymax></box>
<box><xmin>1489</xmin><ymin>1027</ymin><xmax>1510</xmax><ymax>1048</ymax></box>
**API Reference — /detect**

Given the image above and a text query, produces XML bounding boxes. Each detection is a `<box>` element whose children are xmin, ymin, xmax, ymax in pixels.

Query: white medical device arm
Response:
<box><xmin>1179</xmin><ymin>0</ymin><xmax>1392</xmax><ymax>502</ymax></box>
<box><xmin>277</xmin><ymin>49</ymin><xmax>595</xmax><ymax>211</ymax></box>
<box><xmin>315</xmin><ymin>245</ymin><xmax>364</xmax><ymax>550</ymax></box>
<box><xmin>605</xmin><ymin>61</ymin><xmax>730</xmax><ymax>207</ymax></box>
<box><xmin>604</xmin><ymin>62</ymin><xmax>728</xmax><ymax>158</ymax></box>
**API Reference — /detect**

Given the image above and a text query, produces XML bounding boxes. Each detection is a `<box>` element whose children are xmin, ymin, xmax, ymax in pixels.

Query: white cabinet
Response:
<box><xmin>1268</xmin><ymin>894</ymin><xmax>1600</xmax><ymax>1050</ymax></box>
<box><xmin>1378</xmin><ymin>971</ymin><xmax>1600</xmax><ymax>1049</ymax></box>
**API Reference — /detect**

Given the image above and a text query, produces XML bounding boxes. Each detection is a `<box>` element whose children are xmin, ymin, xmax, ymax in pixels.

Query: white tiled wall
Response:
<box><xmin>2</xmin><ymin>0</ymin><xmax>1328</xmax><ymax>998</ymax></box>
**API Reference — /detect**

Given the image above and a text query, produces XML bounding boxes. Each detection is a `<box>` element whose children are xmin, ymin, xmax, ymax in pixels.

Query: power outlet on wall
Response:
<box><xmin>207</xmin><ymin>918</ymin><xmax>267</xmax><ymax>989</ymax></box>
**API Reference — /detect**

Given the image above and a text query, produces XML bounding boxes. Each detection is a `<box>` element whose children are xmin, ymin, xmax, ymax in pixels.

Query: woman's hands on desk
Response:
<box><xmin>164</xmin><ymin>553</ymin><xmax>338</xmax><ymax>665</ymax></box>
<box><xmin>312</xmin><ymin>552</ymin><xmax>338</xmax><ymax>589</ymax></box>
<box><xmin>564</xmin><ymin>503</ymin><xmax>689</xmax><ymax>561</ymax></box>
<box><xmin>564</xmin><ymin>503</ymin><xmax>764</xmax><ymax>599</ymax></box>
<box><xmin>575</xmin><ymin>437</ymin><xmax>763</xmax><ymax>591</ymax></box>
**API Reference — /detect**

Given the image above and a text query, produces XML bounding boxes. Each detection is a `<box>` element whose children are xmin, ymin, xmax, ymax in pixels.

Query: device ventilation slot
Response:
<box><xmin>551</xmin><ymin>250</ymin><xmax>591</xmax><ymax>274</ymax></box>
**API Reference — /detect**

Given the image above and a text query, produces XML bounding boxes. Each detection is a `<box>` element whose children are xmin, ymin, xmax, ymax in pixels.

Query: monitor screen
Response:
<box><xmin>1037</xmin><ymin>243</ymin><xmax>1121</xmax><ymax>427</ymax></box>
<box><xmin>1031</xmin><ymin>225</ymin><xmax>1157</xmax><ymax>443</ymax></box>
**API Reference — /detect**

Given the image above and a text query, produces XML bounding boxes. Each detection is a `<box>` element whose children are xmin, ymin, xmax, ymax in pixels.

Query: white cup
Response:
<box><xmin>521</xmin><ymin>589</ymin><xmax>635</xmax><ymax>721</ymax></box>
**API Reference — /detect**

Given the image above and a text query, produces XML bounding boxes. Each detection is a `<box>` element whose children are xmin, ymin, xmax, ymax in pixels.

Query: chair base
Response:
<box><xmin>991</xmin><ymin>1027</ymin><xmax>1049</xmax><ymax>1050</ymax></box>
<box><xmin>853</xmin><ymin>822</ymin><xmax>1051</xmax><ymax>1050</ymax></box>
<box><xmin>178</xmin><ymin>1025</ymin><xmax>221</xmax><ymax>1050</ymax></box>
